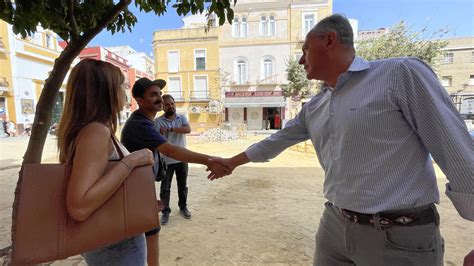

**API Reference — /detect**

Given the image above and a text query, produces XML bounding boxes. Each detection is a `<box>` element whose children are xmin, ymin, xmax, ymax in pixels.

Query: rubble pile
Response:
<box><xmin>197</xmin><ymin>128</ymin><xmax>239</xmax><ymax>142</ymax></box>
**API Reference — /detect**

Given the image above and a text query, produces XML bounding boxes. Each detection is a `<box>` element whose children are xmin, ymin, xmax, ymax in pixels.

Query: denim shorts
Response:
<box><xmin>82</xmin><ymin>234</ymin><xmax>146</xmax><ymax>266</ymax></box>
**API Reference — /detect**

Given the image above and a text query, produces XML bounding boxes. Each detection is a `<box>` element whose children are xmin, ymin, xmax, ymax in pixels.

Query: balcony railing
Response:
<box><xmin>190</xmin><ymin>90</ymin><xmax>210</xmax><ymax>102</ymax></box>
<box><xmin>168</xmin><ymin>91</ymin><xmax>209</xmax><ymax>102</ymax></box>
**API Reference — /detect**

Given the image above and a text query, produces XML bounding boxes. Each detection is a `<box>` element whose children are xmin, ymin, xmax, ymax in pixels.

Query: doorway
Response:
<box><xmin>263</xmin><ymin>107</ymin><xmax>281</xmax><ymax>130</ymax></box>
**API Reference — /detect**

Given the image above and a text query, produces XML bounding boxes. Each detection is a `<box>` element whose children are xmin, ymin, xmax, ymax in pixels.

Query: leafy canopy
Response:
<box><xmin>356</xmin><ymin>21</ymin><xmax>449</xmax><ymax>67</ymax></box>
<box><xmin>281</xmin><ymin>57</ymin><xmax>318</xmax><ymax>99</ymax></box>
<box><xmin>0</xmin><ymin>0</ymin><xmax>236</xmax><ymax>42</ymax></box>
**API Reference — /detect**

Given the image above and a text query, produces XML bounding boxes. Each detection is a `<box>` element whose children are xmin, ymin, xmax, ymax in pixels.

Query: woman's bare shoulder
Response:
<box><xmin>76</xmin><ymin>122</ymin><xmax>111</xmax><ymax>145</ymax></box>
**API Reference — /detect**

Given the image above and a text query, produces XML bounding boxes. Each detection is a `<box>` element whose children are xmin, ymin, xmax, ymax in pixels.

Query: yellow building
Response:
<box><xmin>0</xmin><ymin>21</ymin><xmax>15</xmax><ymax>125</ymax></box>
<box><xmin>153</xmin><ymin>1</ymin><xmax>333</xmax><ymax>131</ymax></box>
<box><xmin>0</xmin><ymin>20</ymin><xmax>72</xmax><ymax>134</ymax></box>
<box><xmin>153</xmin><ymin>16</ymin><xmax>221</xmax><ymax>132</ymax></box>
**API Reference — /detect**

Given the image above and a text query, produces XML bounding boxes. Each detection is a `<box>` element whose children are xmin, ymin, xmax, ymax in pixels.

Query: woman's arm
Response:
<box><xmin>66</xmin><ymin>122</ymin><xmax>153</xmax><ymax>221</ymax></box>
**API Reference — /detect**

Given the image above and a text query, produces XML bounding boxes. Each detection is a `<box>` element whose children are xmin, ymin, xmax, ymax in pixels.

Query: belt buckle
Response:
<box><xmin>394</xmin><ymin>215</ymin><xmax>414</xmax><ymax>225</ymax></box>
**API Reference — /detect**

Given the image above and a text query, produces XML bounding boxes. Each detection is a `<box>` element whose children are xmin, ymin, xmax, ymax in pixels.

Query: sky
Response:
<box><xmin>90</xmin><ymin>0</ymin><xmax>474</xmax><ymax>57</ymax></box>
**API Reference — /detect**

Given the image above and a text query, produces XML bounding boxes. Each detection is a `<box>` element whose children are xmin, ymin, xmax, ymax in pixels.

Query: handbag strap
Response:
<box><xmin>110</xmin><ymin>134</ymin><xmax>125</xmax><ymax>160</ymax></box>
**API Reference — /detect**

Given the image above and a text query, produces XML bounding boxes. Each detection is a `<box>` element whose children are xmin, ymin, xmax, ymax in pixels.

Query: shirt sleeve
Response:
<box><xmin>154</xmin><ymin>117</ymin><xmax>164</xmax><ymax>130</ymax></box>
<box><xmin>396</xmin><ymin>58</ymin><xmax>474</xmax><ymax>221</ymax></box>
<box><xmin>245</xmin><ymin>103</ymin><xmax>311</xmax><ymax>162</ymax></box>
<box><xmin>140</xmin><ymin>120</ymin><xmax>167</xmax><ymax>151</ymax></box>
<box><xmin>122</xmin><ymin>119</ymin><xmax>167</xmax><ymax>152</ymax></box>
<box><xmin>181</xmin><ymin>115</ymin><xmax>189</xmax><ymax>126</ymax></box>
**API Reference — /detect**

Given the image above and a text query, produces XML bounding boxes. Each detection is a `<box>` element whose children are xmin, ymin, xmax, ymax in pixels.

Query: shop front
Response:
<box><xmin>223</xmin><ymin>91</ymin><xmax>286</xmax><ymax>130</ymax></box>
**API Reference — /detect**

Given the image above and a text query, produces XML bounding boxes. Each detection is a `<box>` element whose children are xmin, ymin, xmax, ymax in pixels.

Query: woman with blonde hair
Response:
<box><xmin>57</xmin><ymin>59</ymin><xmax>154</xmax><ymax>265</ymax></box>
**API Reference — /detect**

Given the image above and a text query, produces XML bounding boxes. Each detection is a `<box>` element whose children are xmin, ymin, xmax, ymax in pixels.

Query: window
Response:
<box><xmin>195</xmin><ymin>49</ymin><xmax>206</xmax><ymax>70</ymax></box>
<box><xmin>303</xmin><ymin>13</ymin><xmax>315</xmax><ymax>37</ymax></box>
<box><xmin>263</xmin><ymin>59</ymin><xmax>273</xmax><ymax>79</ymax></box>
<box><xmin>168</xmin><ymin>51</ymin><xmax>179</xmax><ymax>72</ymax></box>
<box><xmin>269</xmin><ymin>16</ymin><xmax>276</xmax><ymax>36</ymax></box>
<box><xmin>232</xmin><ymin>17</ymin><xmax>240</xmax><ymax>37</ymax></box>
<box><xmin>45</xmin><ymin>33</ymin><xmax>52</xmax><ymax>48</ymax></box>
<box><xmin>232</xmin><ymin>16</ymin><xmax>248</xmax><ymax>37</ymax></box>
<box><xmin>471</xmin><ymin>52</ymin><xmax>474</xmax><ymax>63</ymax></box>
<box><xmin>443</xmin><ymin>52</ymin><xmax>454</xmax><ymax>64</ymax></box>
<box><xmin>236</xmin><ymin>59</ymin><xmax>248</xmax><ymax>84</ymax></box>
<box><xmin>441</xmin><ymin>76</ymin><xmax>452</xmax><ymax>87</ymax></box>
<box><xmin>470</xmin><ymin>75</ymin><xmax>474</xmax><ymax>86</ymax></box>
<box><xmin>168</xmin><ymin>77</ymin><xmax>182</xmax><ymax>97</ymax></box>
<box><xmin>193</xmin><ymin>76</ymin><xmax>208</xmax><ymax>99</ymax></box>
<box><xmin>260</xmin><ymin>16</ymin><xmax>268</xmax><ymax>36</ymax></box>
<box><xmin>209</xmin><ymin>13</ymin><xmax>217</xmax><ymax>27</ymax></box>
<box><xmin>241</xmin><ymin>17</ymin><xmax>248</xmax><ymax>37</ymax></box>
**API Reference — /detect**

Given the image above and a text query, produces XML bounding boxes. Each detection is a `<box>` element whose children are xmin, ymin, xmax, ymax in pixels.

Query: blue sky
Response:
<box><xmin>90</xmin><ymin>0</ymin><xmax>474</xmax><ymax>57</ymax></box>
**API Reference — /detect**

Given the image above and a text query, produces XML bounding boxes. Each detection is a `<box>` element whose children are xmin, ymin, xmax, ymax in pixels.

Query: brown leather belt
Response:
<box><xmin>328</xmin><ymin>202</ymin><xmax>439</xmax><ymax>230</ymax></box>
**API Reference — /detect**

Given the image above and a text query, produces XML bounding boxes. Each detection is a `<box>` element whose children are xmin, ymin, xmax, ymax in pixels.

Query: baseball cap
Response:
<box><xmin>132</xmin><ymin>77</ymin><xmax>166</xmax><ymax>98</ymax></box>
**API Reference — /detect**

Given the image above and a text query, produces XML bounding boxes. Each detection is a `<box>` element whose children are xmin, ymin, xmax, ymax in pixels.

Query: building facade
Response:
<box><xmin>0</xmin><ymin>20</ymin><xmax>72</xmax><ymax>133</ymax></box>
<box><xmin>220</xmin><ymin>0</ymin><xmax>332</xmax><ymax>130</ymax></box>
<box><xmin>153</xmin><ymin>0</ymin><xmax>333</xmax><ymax>131</ymax></box>
<box><xmin>436</xmin><ymin>37</ymin><xmax>474</xmax><ymax>120</ymax></box>
<box><xmin>153</xmin><ymin>15</ymin><xmax>221</xmax><ymax>132</ymax></box>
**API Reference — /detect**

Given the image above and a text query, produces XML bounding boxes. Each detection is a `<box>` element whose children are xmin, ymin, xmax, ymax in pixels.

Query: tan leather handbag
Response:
<box><xmin>11</xmin><ymin>138</ymin><xmax>159</xmax><ymax>264</ymax></box>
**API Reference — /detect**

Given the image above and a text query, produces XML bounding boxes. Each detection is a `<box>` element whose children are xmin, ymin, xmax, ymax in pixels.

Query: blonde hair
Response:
<box><xmin>57</xmin><ymin>59</ymin><xmax>125</xmax><ymax>162</ymax></box>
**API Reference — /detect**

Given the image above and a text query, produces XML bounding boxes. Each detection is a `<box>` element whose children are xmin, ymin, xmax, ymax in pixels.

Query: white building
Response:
<box><xmin>106</xmin><ymin>45</ymin><xmax>154</xmax><ymax>76</ymax></box>
<box><xmin>219</xmin><ymin>0</ymin><xmax>333</xmax><ymax>130</ymax></box>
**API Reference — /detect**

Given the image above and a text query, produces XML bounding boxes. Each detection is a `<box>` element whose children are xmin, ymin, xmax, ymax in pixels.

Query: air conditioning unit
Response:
<box><xmin>208</xmin><ymin>107</ymin><xmax>218</xmax><ymax>114</ymax></box>
<box><xmin>190</xmin><ymin>106</ymin><xmax>201</xmax><ymax>113</ymax></box>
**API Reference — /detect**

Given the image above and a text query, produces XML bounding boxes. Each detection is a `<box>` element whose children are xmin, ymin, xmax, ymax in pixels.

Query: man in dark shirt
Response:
<box><xmin>121</xmin><ymin>77</ymin><xmax>229</xmax><ymax>266</ymax></box>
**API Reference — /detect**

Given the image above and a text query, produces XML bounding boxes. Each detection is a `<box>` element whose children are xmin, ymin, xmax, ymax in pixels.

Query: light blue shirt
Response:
<box><xmin>155</xmin><ymin>114</ymin><xmax>189</xmax><ymax>165</ymax></box>
<box><xmin>246</xmin><ymin>56</ymin><xmax>474</xmax><ymax>220</ymax></box>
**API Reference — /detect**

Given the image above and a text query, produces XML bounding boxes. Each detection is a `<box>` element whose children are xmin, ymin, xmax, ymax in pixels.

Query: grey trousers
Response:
<box><xmin>314</xmin><ymin>202</ymin><xmax>444</xmax><ymax>266</ymax></box>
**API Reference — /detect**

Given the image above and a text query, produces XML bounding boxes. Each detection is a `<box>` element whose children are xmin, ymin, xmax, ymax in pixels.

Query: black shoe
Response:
<box><xmin>180</xmin><ymin>207</ymin><xmax>192</xmax><ymax>219</ymax></box>
<box><xmin>161</xmin><ymin>212</ymin><xmax>169</xmax><ymax>225</ymax></box>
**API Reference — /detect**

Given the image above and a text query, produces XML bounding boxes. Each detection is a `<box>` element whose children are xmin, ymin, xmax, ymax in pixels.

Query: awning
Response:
<box><xmin>224</xmin><ymin>96</ymin><xmax>286</xmax><ymax>108</ymax></box>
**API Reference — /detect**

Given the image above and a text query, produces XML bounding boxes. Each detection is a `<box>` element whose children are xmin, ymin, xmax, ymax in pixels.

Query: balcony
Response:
<box><xmin>169</xmin><ymin>91</ymin><xmax>209</xmax><ymax>102</ymax></box>
<box><xmin>189</xmin><ymin>90</ymin><xmax>210</xmax><ymax>102</ymax></box>
<box><xmin>257</xmin><ymin>75</ymin><xmax>280</xmax><ymax>86</ymax></box>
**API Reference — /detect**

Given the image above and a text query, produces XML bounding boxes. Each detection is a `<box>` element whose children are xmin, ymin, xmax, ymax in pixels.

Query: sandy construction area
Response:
<box><xmin>0</xmin><ymin>135</ymin><xmax>472</xmax><ymax>265</ymax></box>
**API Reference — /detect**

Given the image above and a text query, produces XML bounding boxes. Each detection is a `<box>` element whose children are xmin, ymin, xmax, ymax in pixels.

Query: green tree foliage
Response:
<box><xmin>281</xmin><ymin>57</ymin><xmax>320</xmax><ymax>100</ymax></box>
<box><xmin>0</xmin><ymin>0</ymin><xmax>236</xmax><ymax>164</ymax></box>
<box><xmin>356</xmin><ymin>21</ymin><xmax>449</xmax><ymax>67</ymax></box>
<box><xmin>282</xmin><ymin>22</ymin><xmax>449</xmax><ymax>100</ymax></box>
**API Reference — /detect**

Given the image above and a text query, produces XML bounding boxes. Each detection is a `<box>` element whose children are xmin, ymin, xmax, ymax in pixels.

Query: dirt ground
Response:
<box><xmin>0</xmin><ymin>135</ymin><xmax>472</xmax><ymax>265</ymax></box>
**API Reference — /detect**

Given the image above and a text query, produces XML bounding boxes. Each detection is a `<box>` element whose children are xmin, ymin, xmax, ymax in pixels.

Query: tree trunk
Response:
<box><xmin>21</xmin><ymin>45</ymin><xmax>80</xmax><ymax>164</ymax></box>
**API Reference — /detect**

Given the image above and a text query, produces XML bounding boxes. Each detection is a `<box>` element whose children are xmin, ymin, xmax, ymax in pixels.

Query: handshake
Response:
<box><xmin>204</xmin><ymin>152</ymin><xmax>249</xmax><ymax>180</ymax></box>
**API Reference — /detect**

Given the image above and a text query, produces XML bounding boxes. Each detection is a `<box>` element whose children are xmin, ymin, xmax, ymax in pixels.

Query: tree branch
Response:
<box><xmin>81</xmin><ymin>0</ymin><xmax>131</xmax><ymax>44</ymax></box>
<box><xmin>67</xmin><ymin>0</ymin><xmax>80</xmax><ymax>41</ymax></box>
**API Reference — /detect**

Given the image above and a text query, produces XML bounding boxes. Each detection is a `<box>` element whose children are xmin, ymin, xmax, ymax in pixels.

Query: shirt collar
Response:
<box><xmin>347</xmin><ymin>56</ymin><xmax>370</xmax><ymax>72</ymax></box>
<box><xmin>320</xmin><ymin>56</ymin><xmax>369</xmax><ymax>92</ymax></box>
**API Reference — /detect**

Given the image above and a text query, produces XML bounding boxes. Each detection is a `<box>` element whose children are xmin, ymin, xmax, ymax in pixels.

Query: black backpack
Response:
<box><xmin>155</xmin><ymin>153</ymin><xmax>167</xmax><ymax>182</ymax></box>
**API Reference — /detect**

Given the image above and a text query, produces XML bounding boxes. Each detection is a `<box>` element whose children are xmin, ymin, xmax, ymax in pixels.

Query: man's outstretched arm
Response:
<box><xmin>207</xmin><ymin>152</ymin><xmax>250</xmax><ymax>181</ymax></box>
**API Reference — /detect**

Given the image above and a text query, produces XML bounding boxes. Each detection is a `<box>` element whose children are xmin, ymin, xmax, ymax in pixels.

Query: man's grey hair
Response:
<box><xmin>309</xmin><ymin>14</ymin><xmax>354</xmax><ymax>48</ymax></box>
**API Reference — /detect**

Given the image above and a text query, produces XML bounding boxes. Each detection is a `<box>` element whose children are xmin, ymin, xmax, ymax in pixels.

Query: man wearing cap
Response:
<box><xmin>121</xmin><ymin>77</ymin><xmax>229</xmax><ymax>266</ymax></box>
